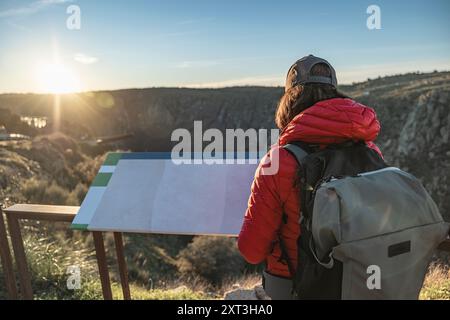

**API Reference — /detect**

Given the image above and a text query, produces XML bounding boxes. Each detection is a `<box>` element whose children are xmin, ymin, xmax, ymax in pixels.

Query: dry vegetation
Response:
<box><xmin>420</xmin><ymin>263</ymin><xmax>450</xmax><ymax>300</ymax></box>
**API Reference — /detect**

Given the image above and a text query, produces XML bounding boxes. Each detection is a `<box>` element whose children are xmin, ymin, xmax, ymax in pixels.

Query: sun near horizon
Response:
<box><xmin>34</xmin><ymin>61</ymin><xmax>81</xmax><ymax>95</ymax></box>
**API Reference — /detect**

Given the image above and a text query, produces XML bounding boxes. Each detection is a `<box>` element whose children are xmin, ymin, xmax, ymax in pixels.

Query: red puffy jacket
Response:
<box><xmin>238</xmin><ymin>98</ymin><xmax>382</xmax><ymax>278</ymax></box>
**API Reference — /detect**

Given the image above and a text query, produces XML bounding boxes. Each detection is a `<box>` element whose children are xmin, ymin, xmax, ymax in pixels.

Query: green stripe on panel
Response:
<box><xmin>103</xmin><ymin>152</ymin><xmax>123</xmax><ymax>166</ymax></box>
<box><xmin>91</xmin><ymin>172</ymin><xmax>113</xmax><ymax>187</ymax></box>
<box><xmin>71</xmin><ymin>224</ymin><xmax>89</xmax><ymax>230</ymax></box>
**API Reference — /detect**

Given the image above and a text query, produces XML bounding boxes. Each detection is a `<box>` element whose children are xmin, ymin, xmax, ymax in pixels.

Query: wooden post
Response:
<box><xmin>0</xmin><ymin>208</ymin><xmax>18</xmax><ymax>299</ymax></box>
<box><xmin>114</xmin><ymin>232</ymin><xmax>131</xmax><ymax>300</ymax></box>
<box><xmin>92</xmin><ymin>231</ymin><xmax>113</xmax><ymax>300</ymax></box>
<box><xmin>6</xmin><ymin>215</ymin><xmax>33</xmax><ymax>300</ymax></box>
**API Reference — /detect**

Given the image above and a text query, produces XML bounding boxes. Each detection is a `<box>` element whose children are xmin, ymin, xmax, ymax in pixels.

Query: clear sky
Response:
<box><xmin>0</xmin><ymin>0</ymin><xmax>449</xmax><ymax>93</ymax></box>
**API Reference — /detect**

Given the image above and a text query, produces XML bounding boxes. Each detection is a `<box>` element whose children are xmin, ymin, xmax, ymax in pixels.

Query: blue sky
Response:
<box><xmin>0</xmin><ymin>0</ymin><xmax>449</xmax><ymax>93</ymax></box>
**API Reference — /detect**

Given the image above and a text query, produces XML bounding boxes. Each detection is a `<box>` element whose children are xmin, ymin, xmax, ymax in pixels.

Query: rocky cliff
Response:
<box><xmin>342</xmin><ymin>72</ymin><xmax>450</xmax><ymax>220</ymax></box>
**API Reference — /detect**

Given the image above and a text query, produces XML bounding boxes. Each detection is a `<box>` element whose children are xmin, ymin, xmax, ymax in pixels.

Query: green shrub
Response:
<box><xmin>67</xmin><ymin>183</ymin><xmax>88</xmax><ymax>205</ymax></box>
<box><xmin>177</xmin><ymin>236</ymin><xmax>245</xmax><ymax>285</ymax></box>
<box><xmin>21</xmin><ymin>178</ymin><xmax>70</xmax><ymax>205</ymax></box>
<box><xmin>21</xmin><ymin>178</ymin><xmax>47</xmax><ymax>203</ymax></box>
<box><xmin>45</xmin><ymin>182</ymin><xmax>70</xmax><ymax>205</ymax></box>
<box><xmin>20</xmin><ymin>177</ymin><xmax>88</xmax><ymax>206</ymax></box>
<box><xmin>122</xmin><ymin>234</ymin><xmax>179</xmax><ymax>285</ymax></box>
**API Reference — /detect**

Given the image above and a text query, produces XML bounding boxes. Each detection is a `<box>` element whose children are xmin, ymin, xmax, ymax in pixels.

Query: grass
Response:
<box><xmin>420</xmin><ymin>263</ymin><xmax>450</xmax><ymax>300</ymax></box>
<box><xmin>35</xmin><ymin>280</ymin><xmax>209</xmax><ymax>300</ymax></box>
<box><xmin>219</xmin><ymin>274</ymin><xmax>261</xmax><ymax>295</ymax></box>
<box><xmin>35</xmin><ymin>266</ymin><xmax>450</xmax><ymax>300</ymax></box>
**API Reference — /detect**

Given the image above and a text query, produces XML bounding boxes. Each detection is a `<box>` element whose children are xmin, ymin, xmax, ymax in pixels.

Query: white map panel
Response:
<box><xmin>86</xmin><ymin>158</ymin><xmax>257</xmax><ymax>236</ymax></box>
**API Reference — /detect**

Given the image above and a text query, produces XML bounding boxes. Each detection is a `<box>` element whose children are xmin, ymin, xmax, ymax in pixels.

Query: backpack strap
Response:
<box><xmin>282</xmin><ymin>143</ymin><xmax>313</xmax><ymax>221</ymax></box>
<box><xmin>277</xmin><ymin>217</ymin><xmax>297</xmax><ymax>277</ymax></box>
<box><xmin>277</xmin><ymin>143</ymin><xmax>311</xmax><ymax>278</ymax></box>
<box><xmin>283</xmin><ymin>143</ymin><xmax>309</xmax><ymax>165</ymax></box>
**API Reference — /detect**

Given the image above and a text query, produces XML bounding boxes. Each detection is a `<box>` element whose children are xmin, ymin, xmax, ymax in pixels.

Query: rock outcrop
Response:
<box><xmin>224</xmin><ymin>283</ymin><xmax>271</xmax><ymax>300</ymax></box>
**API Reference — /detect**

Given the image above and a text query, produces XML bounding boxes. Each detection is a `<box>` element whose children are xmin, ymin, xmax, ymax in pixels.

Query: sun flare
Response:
<box><xmin>35</xmin><ymin>62</ymin><xmax>80</xmax><ymax>94</ymax></box>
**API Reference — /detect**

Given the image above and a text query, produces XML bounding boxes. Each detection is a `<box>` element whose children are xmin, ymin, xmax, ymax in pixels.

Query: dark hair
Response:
<box><xmin>275</xmin><ymin>63</ymin><xmax>348</xmax><ymax>129</ymax></box>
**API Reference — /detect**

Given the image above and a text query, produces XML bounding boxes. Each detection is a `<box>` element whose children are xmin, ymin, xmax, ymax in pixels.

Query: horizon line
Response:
<box><xmin>0</xmin><ymin>69</ymin><xmax>448</xmax><ymax>96</ymax></box>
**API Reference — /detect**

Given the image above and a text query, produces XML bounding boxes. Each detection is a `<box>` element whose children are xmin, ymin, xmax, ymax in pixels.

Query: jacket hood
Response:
<box><xmin>279</xmin><ymin>98</ymin><xmax>380</xmax><ymax>146</ymax></box>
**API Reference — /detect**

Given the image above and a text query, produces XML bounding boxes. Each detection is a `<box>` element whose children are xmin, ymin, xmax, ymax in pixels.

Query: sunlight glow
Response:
<box><xmin>35</xmin><ymin>62</ymin><xmax>80</xmax><ymax>94</ymax></box>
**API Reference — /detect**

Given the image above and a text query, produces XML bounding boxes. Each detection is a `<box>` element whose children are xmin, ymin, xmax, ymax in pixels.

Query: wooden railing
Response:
<box><xmin>0</xmin><ymin>204</ymin><xmax>130</xmax><ymax>300</ymax></box>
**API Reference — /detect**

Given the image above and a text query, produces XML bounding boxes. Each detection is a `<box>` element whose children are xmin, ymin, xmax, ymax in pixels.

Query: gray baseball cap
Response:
<box><xmin>285</xmin><ymin>54</ymin><xmax>337</xmax><ymax>92</ymax></box>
